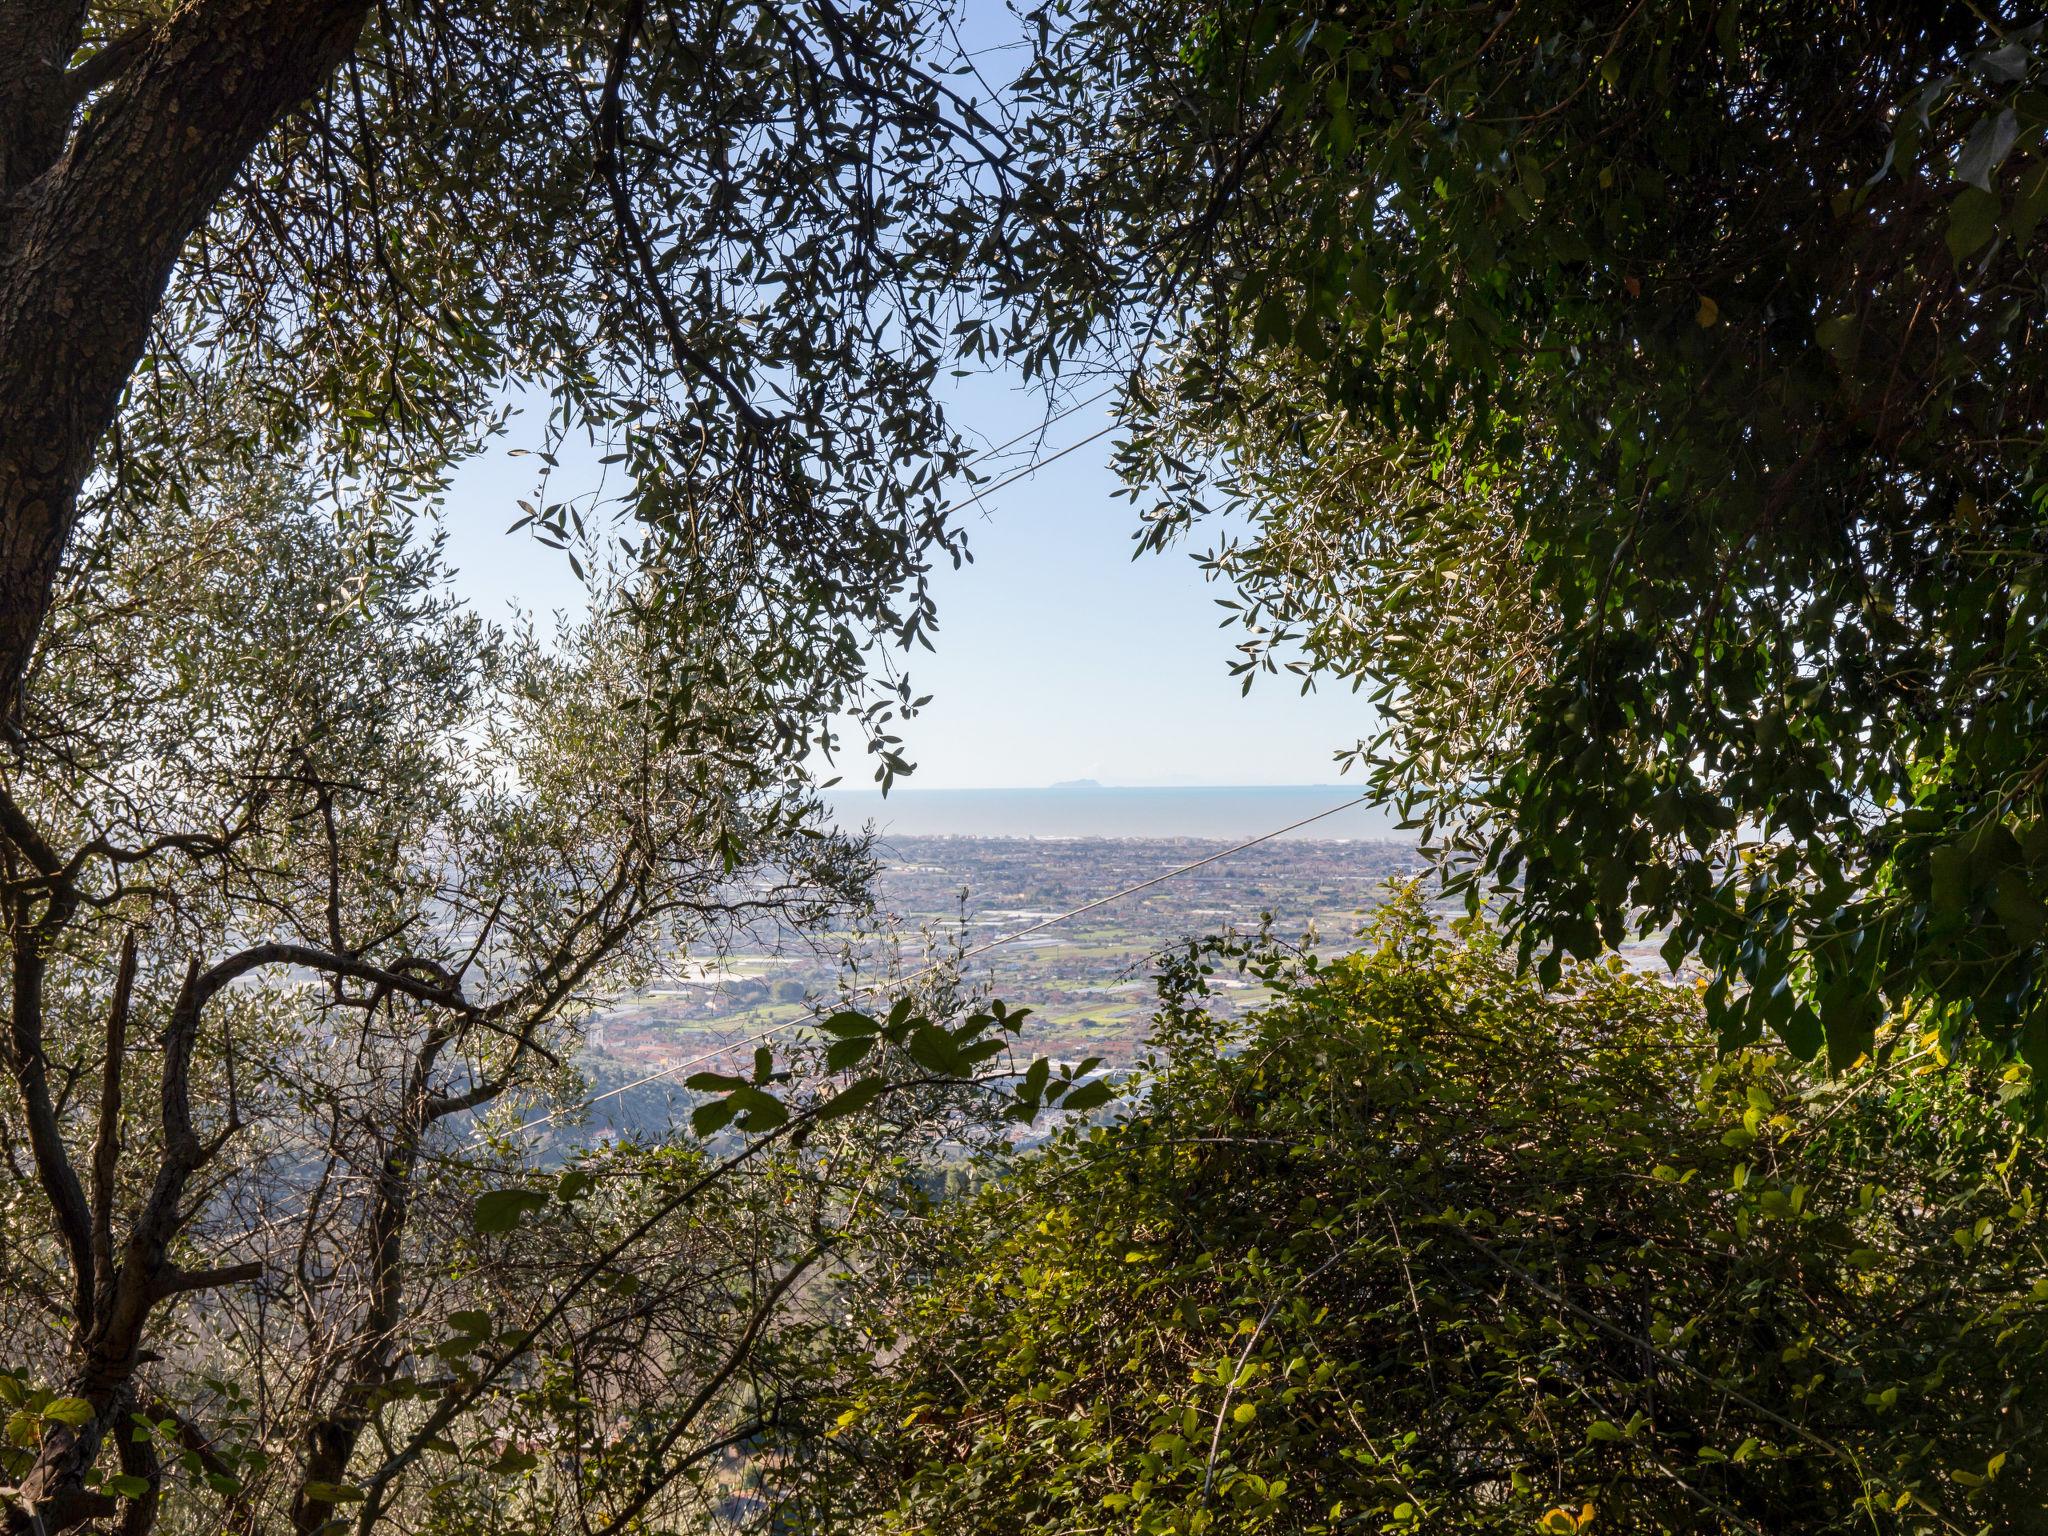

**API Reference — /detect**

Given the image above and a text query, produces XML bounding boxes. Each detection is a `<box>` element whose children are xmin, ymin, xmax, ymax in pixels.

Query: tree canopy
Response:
<box><xmin>0</xmin><ymin>431</ymin><xmax>871</xmax><ymax>1532</ymax></box>
<box><xmin>1021</xmin><ymin>2</ymin><xmax>2048</xmax><ymax>1066</ymax></box>
<box><xmin>0</xmin><ymin>4</ymin><xmax>1124</xmax><ymax>1526</ymax></box>
<box><xmin>14</xmin><ymin>1</ymin><xmax>2048</xmax><ymax>1530</ymax></box>
<box><xmin>0</xmin><ymin>0</ymin><xmax>1090</xmax><ymax>772</ymax></box>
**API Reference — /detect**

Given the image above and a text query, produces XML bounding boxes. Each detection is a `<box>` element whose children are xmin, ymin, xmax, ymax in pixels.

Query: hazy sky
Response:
<box><xmin>436</xmin><ymin>368</ymin><xmax>1374</xmax><ymax>790</ymax></box>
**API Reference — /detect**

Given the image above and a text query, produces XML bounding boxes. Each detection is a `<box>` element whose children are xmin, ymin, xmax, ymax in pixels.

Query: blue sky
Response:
<box><xmin>434</xmin><ymin>2</ymin><xmax>1372</xmax><ymax>789</ymax></box>
<box><xmin>436</xmin><ymin>371</ymin><xmax>1374</xmax><ymax>789</ymax></box>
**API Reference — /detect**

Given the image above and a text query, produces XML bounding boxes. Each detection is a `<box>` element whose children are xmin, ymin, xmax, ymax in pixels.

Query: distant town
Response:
<box><xmin>566</xmin><ymin>834</ymin><xmax>1427</xmax><ymax>1139</ymax></box>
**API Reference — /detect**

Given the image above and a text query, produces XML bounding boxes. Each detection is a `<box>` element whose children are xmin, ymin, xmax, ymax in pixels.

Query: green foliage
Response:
<box><xmin>1026</xmin><ymin>3</ymin><xmax>2048</xmax><ymax>1061</ymax></box>
<box><xmin>471</xmin><ymin>1189</ymin><xmax>550</xmax><ymax>1234</ymax></box>
<box><xmin>681</xmin><ymin>993</ymin><xmax>1113</xmax><ymax>1143</ymax></box>
<box><xmin>0</xmin><ymin>442</ymin><xmax>886</xmax><ymax>1530</ymax></box>
<box><xmin>99</xmin><ymin>0</ymin><xmax>1090</xmax><ymax>791</ymax></box>
<box><xmin>795</xmin><ymin>900</ymin><xmax>2048</xmax><ymax>1533</ymax></box>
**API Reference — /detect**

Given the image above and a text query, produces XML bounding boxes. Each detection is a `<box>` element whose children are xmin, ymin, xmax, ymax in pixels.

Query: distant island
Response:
<box><xmin>1049</xmin><ymin>777</ymin><xmax>1103</xmax><ymax>789</ymax></box>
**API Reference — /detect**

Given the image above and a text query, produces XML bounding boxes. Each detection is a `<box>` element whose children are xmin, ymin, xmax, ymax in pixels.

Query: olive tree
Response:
<box><xmin>0</xmin><ymin>0</ymin><xmax>1088</xmax><ymax>756</ymax></box>
<box><xmin>0</xmin><ymin>385</ymin><xmax>876</xmax><ymax>1531</ymax></box>
<box><xmin>0</xmin><ymin>4</ymin><xmax>1099</xmax><ymax>1528</ymax></box>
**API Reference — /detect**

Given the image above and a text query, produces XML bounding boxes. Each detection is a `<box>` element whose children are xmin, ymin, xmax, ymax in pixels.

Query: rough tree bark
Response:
<box><xmin>288</xmin><ymin>1026</ymin><xmax>448</xmax><ymax>1536</ymax></box>
<box><xmin>0</xmin><ymin>0</ymin><xmax>374</xmax><ymax>715</ymax></box>
<box><xmin>5</xmin><ymin>941</ymin><xmax>243</xmax><ymax>1534</ymax></box>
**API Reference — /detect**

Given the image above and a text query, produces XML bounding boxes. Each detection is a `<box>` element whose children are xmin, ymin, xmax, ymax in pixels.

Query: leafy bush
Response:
<box><xmin>796</xmin><ymin>899</ymin><xmax>2048</xmax><ymax>1534</ymax></box>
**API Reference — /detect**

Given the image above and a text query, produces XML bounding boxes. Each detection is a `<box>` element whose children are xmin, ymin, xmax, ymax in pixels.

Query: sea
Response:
<box><xmin>821</xmin><ymin>783</ymin><xmax>1411</xmax><ymax>842</ymax></box>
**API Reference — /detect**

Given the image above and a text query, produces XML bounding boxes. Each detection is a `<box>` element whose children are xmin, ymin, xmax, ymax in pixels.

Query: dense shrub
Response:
<box><xmin>796</xmin><ymin>900</ymin><xmax>2048</xmax><ymax>1534</ymax></box>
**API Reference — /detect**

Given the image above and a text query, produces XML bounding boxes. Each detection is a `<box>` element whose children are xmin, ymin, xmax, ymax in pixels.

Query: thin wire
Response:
<box><xmin>479</xmin><ymin>790</ymin><xmax>1374</xmax><ymax>1143</ymax></box>
<box><xmin>241</xmin><ymin>390</ymin><xmax>1145</xmax><ymax>1221</ymax></box>
<box><xmin>459</xmin><ymin>390</ymin><xmax>1166</xmax><ymax>1147</ymax></box>
<box><xmin>938</xmin><ymin>421</ymin><xmax>1121</xmax><ymax>523</ymax></box>
<box><xmin>273</xmin><ymin>401</ymin><xmax>1132</xmax><ymax>1177</ymax></box>
<box><xmin>961</xmin><ymin>384</ymin><xmax>1116</xmax><ymax>465</ymax></box>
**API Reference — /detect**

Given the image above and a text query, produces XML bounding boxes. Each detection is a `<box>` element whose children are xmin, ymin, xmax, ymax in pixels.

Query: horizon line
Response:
<box><xmin>822</xmin><ymin>781</ymin><xmax>1367</xmax><ymax>794</ymax></box>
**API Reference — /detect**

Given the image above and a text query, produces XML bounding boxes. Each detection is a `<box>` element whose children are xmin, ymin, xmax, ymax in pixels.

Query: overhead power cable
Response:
<box><xmin>938</xmin><ymin>420</ymin><xmax>1121</xmax><ymax>522</ymax></box>
<box><xmin>961</xmin><ymin>384</ymin><xmax>1116</xmax><ymax>465</ymax></box>
<box><xmin>261</xmin><ymin>386</ymin><xmax>1148</xmax><ymax>1215</ymax></box>
<box><xmin>479</xmin><ymin>790</ymin><xmax>1375</xmax><ymax>1144</ymax></box>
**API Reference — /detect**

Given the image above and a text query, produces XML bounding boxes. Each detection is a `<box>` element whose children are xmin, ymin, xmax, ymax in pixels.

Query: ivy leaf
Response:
<box><xmin>1779</xmin><ymin>1002</ymin><xmax>1823</xmax><ymax>1062</ymax></box>
<box><xmin>2010</xmin><ymin>158</ymin><xmax>2048</xmax><ymax>246</ymax></box>
<box><xmin>1956</xmin><ymin>107</ymin><xmax>2020</xmax><ymax>189</ymax></box>
<box><xmin>472</xmin><ymin>1189</ymin><xmax>548</xmax><ymax>1235</ymax></box>
<box><xmin>1019</xmin><ymin>1057</ymin><xmax>1052</xmax><ymax>1101</ymax></box>
<box><xmin>727</xmin><ymin>1084</ymin><xmax>789</xmax><ymax>1132</ymax></box>
<box><xmin>1929</xmin><ymin>840</ymin><xmax>1973</xmax><ymax>919</ymax></box>
<box><xmin>1947</xmin><ymin>186</ymin><xmax>2001</xmax><ymax>262</ymax></box>
<box><xmin>41</xmin><ymin>1397</ymin><xmax>94</xmax><ymax>1428</ymax></box>
<box><xmin>684</xmin><ymin>1071</ymin><xmax>748</xmax><ymax>1092</ymax></box>
<box><xmin>1813</xmin><ymin>313</ymin><xmax>1859</xmax><ymax>363</ymax></box>
<box><xmin>817</xmin><ymin>1075</ymin><xmax>887</xmax><ymax>1122</ymax></box>
<box><xmin>907</xmin><ymin>1025</ymin><xmax>968</xmax><ymax>1077</ymax></box>
<box><xmin>555</xmin><ymin>1169</ymin><xmax>593</xmax><ymax>1202</ymax></box>
<box><xmin>1061</xmin><ymin>1079</ymin><xmax>1116</xmax><ymax>1114</ymax></box>
<box><xmin>818</xmin><ymin>1010</ymin><xmax>878</xmax><ymax>1038</ymax></box>
<box><xmin>1992</xmin><ymin>869</ymin><xmax>2048</xmax><ymax>944</ymax></box>
<box><xmin>825</xmin><ymin>1035</ymin><xmax>877</xmax><ymax>1072</ymax></box>
<box><xmin>1819</xmin><ymin>985</ymin><xmax>1882</xmax><ymax>1071</ymax></box>
<box><xmin>691</xmin><ymin>1097</ymin><xmax>738</xmax><ymax>1138</ymax></box>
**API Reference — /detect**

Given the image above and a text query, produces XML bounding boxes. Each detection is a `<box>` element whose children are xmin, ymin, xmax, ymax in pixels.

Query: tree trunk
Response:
<box><xmin>289</xmin><ymin>1130</ymin><xmax>425</xmax><ymax>1535</ymax></box>
<box><xmin>288</xmin><ymin>1020</ymin><xmax>482</xmax><ymax>1534</ymax></box>
<box><xmin>0</xmin><ymin>0</ymin><xmax>373</xmax><ymax>714</ymax></box>
<box><xmin>6</xmin><ymin>962</ymin><xmax>215</xmax><ymax>1534</ymax></box>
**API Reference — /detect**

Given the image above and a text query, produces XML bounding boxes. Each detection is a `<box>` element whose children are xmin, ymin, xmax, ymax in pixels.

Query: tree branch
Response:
<box><xmin>587</xmin><ymin>1252</ymin><xmax>819</xmax><ymax>1536</ymax></box>
<box><xmin>0</xmin><ymin>0</ymin><xmax>376</xmax><ymax>716</ymax></box>
<box><xmin>194</xmin><ymin>941</ymin><xmax>481</xmax><ymax>1018</ymax></box>
<box><xmin>90</xmin><ymin>930</ymin><xmax>138</xmax><ymax>1320</ymax></box>
<box><xmin>62</xmin><ymin>25</ymin><xmax>150</xmax><ymax>104</ymax></box>
<box><xmin>147</xmin><ymin>1261</ymin><xmax>264</xmax><ymax>1304</ymax></box>
<box><xmin>596</xmin><ymin>0</ymin><xmax>783</xmax><ymax>441</ymax></box>
<box><xmin>6</xmin><ymin>900</ymin><xmax>95</xmax><ymax>1338</ymax></box>
<box><xmin>351</xmin><ymin>1123</ymin><xmax>795</xmax><ymax>1535</ymax></box>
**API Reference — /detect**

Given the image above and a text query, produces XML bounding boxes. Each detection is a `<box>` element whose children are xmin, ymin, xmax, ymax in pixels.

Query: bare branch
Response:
<box><xmin>587</xmin><ymin>1251</ymin><xmax>820</xmax><ymax>1536</ymax></box>
<box><xmin>194</xmin><ymin>941</ymin><xmax>480</xmax><ymax>1018</ymax></box>
<box><xmin>90</xmin><ymin>929</ymin><xmax>138</xmax><ymax>1318</ymax></box>
<box><xmin>149</xmin><ymin>1260</ymin><xmax>264</xmax><ymax>1303</ymax></box>
<box><xmin>62</xmin><ymin>24</ymin><xmax>151</xmax><ymax>105</ymax></box>
<box><xmin>0</xmin><ymin>779</ymin><xmax>64</xmax><ymax>880</ymax></box>
<box><xmin>5</xmin><ymin>904</ymin><xmax>95</xmax><ymax>1336</ymax></box>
